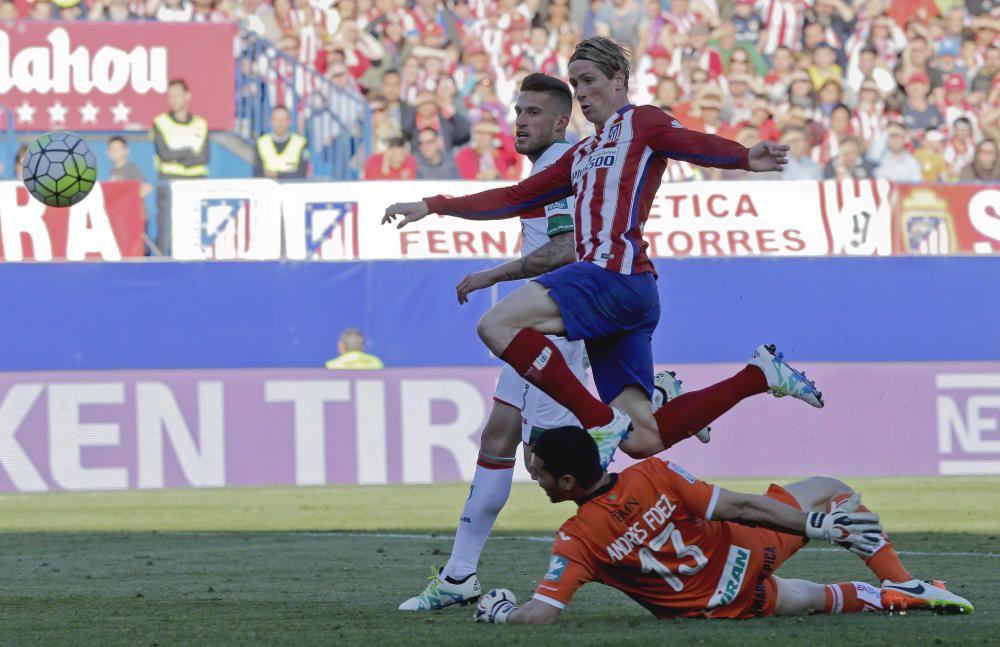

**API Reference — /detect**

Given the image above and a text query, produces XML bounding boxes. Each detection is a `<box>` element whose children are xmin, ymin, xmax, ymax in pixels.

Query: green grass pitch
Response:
<box><xmin>0</xmin><ymin>477</ymin><xmax>997</xmax><ymax>646</ymax></box>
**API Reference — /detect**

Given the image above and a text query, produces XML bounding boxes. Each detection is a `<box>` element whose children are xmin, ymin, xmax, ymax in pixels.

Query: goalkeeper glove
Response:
<box><xmin>805</xmin><ymin>495</ymin><xmax>882</xmax><ymax>554</ymax></box>
<box><xmin>473</xmin><ymin>588</ymin><xmax>518</xmax><ymax>624</ymax></box>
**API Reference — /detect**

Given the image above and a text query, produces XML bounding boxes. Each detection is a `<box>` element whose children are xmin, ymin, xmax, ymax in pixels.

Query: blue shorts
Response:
<box><xmin>535</xmin><ymin>261</ymin><xmax>659</xmax><ymax>403</ymax></box>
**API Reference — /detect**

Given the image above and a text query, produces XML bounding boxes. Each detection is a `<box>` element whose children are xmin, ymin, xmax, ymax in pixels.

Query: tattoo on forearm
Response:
<box><xmin>495</xmin><ymin>236</ymin><xmax>574</xmax><ymax>282</ymax></box>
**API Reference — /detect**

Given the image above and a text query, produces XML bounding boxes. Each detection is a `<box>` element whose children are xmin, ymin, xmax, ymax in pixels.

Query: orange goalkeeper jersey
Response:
<box><xmin>533</xmin><ymin>457</ymin><xmax>799</xmax><ymax>619</ymax></box>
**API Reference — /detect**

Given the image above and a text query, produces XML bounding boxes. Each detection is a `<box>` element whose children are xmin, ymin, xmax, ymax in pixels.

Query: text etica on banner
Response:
<box><xmin>0</xmin><ymin>22</ymin><xmax>235</xmax><ymax>131</ymax></box>
<box><xmin>169</xmin><ymin>179</ymin><xmax>999</xmax><ymax>260</ymax></box>
<box><xmin>0</xmin><ymin>181</ymin><xmax>144</xmax><ymax>260</ymax></box>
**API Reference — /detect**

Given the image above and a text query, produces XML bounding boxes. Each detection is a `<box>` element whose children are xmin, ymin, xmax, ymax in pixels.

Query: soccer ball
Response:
<box><xmin>21</xmin><ymin>131</ymin><xmax>98</xmax><ymax>208</ymax></box>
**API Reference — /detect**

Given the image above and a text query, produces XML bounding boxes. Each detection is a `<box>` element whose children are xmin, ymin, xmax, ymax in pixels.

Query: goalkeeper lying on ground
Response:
<box><xmin>473</xmin><ymin>426</ymin><xmax>974</xmax><ymax>624</ymax></box>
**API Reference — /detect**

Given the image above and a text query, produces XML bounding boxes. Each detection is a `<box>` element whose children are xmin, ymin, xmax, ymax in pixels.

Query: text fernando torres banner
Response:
<box><xmin>0</xmin><ymin>22</ymin><xmax>235</xmax><ymax>131</ymax></box>
<box><xmin>0</xmin><ymin>362</ymin><xmax>997</xmax><ymax>492</ymax></box>
<box><xmin>169</xmin><ymin>179</ymin><xmax>1000</xmax><ymax>260</ymax></box>
<box><xmin>0</xmin><ymin>180</ymin><xmax>144</xmax><ymax>260</ymax></box>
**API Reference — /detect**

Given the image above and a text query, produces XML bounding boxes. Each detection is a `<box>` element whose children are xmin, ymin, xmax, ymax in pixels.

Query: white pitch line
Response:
<box><xmin>319</xmin><ymin>531</ymin><xmax>1000</xmax><ymax>559</ymax></box>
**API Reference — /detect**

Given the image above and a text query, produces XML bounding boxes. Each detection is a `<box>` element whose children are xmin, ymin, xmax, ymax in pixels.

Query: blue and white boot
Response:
<box><xmin>587</xmin><ymin>407</ymin><xmax>633</xmax><ymax>469</ymax></box>
<box><xmin>748</xmin><ymin>344</ymin><xmax>824</xmax><ymax>408</ymax></box>
<box><xmin>398</xmin><ymin>567</ymin><xmax>482</xmax><ymax>611</ymax></box>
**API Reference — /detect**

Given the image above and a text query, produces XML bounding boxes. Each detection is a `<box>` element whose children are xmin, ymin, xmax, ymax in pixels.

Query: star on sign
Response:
<box><xmin>79</xmin><ymin>101</ymin><xmax>100</xmax><ymax>124</ymax></box>
<box><xmin>111</xmin><ymin>100</ymin><xmax>131</xmax><ymax>124</ymax></box>
<box><xmin>48</xmin><ymin>101</ymin><xmax>68</xmax><ymax>124</ymax></box>
<box><xmin>16</xmin><ymin>100</ymin><xmax>36</xmax><ymax>124</ymax></box>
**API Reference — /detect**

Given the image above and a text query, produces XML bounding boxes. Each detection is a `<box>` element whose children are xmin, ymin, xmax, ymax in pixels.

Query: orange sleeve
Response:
<box><xmin>653</xmin><ymin>458</ymin><xmax>720</xmax><ymax>520</ymax></box>
<box><xmin>532</xmin><ymin>529</ymin><xmax>595</xmax><ymax>609</ymax></box>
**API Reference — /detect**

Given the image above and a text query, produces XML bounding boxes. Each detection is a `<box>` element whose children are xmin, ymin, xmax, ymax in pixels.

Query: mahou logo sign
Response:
<box><xmin>0</xmin><ymin>22</ymin><xmax>235</xmax><ymax>131</ymax></box>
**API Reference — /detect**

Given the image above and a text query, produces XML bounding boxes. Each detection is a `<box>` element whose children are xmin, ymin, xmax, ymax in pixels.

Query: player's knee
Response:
<box><xmin>793</xmin><ymin>476</ymin><xmax>854</xmax><ymax>511</ymax></box>
<box><xmin>476</xmin><ymin>313</ymin><xmax>498</xmax><ymax>346</ymax></box>
<box><xmin>620</xmin><ymin>425</ymin><xmax>660</xmax><ymax>458</ymax></box>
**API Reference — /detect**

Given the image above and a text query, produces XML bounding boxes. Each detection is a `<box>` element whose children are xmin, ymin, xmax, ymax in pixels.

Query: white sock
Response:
<box><xmin>441</xmin><ymin>457</ymin><xmax>514</xmax><ymax>581</ymax></box>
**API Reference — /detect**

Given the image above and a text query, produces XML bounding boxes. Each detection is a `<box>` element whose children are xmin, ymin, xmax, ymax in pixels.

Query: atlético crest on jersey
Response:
<box><xmin>608</xmin><ymin>121</ymin><xmax>622</xmax><ymax>142</ymax></box>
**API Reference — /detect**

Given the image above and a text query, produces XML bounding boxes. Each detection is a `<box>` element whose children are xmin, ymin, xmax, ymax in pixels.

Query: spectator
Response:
<box><xmin>29</xmin><ymin>0</ymin><xmax>54</xmax><ymax>18</ymax></box>
<box><xmin>782</xmin><ymin>126</ymin><xmax>823</xmax><ymax>180</ymax></box>
<box><xmin>942</xmin><ymin>74</ymin><xmax>979</xmax><ymax>133</ymax></box>
<box><xmin>0</xmin><ymin>0</ymin><xmax>17</xmax><ymax>19</ymax></box>
<box><xmin>455</xmin><ymin>121</ymin><xmax>515</xmax><ymax>180</ymax></box>
<box><xmin>402</xmin><ymin>90</ymin><xmax>471</xmax><ymax>151</ymax></box>
<box><xmin>852</xmin><ymin>80</ymin><xmax>888</xmax><ymax>149</ymax></box>
<box><xmin>823</xmin><ymin>136</ymin><xmax>875</xmax><ymax>179</ymax></box>
<box><xmin>847</xmin><ymin>46</ymin><xmax>896</xmax><ymax>97</ymax></box>
<box><xmin>958</xmin><ymin>138</ymin><xmax>1000</xmax><ymax>181</ymax></box>
<box><xmin>325</xmin><ymin>328</ymin><xmax>384</xmax><ymax>370</ymax></box>
<box><xmin>808</xmin><ymin>42</ymin><xmax>844</xmax><ymax>91</ymax></box>
<box><xmin>253</xmin><ymin>105</ymin><xmax>309</xmax><ymax>179</ymax></box>
<box><xmin>148</xmin><ymin>0</ymin><xmax>194</xmax><ymax>21</ymax></box>
<box><xmin>785</xmin><ymin>70</ymin><xmax>817</xmax><ymax>112</ymax></box>
<box><xmin>902</xmin><ymin>71</ymin><xmax>945</xmax><ymax>137</ymax></box>
<box><xmin>943</xmin><ymin>117</ymin><xmax>978</xmax><ymax>178</ymax></box>
<box><xmin>379</xmin><ymin>69</ymin><xmax>407</xmax><ymax>127</ymax></box>
<box><xmin>895</xmin><ymin>37</ymin><xmax>942</xmax><ymax>90</ymax></box>
<box><xmin>730</xmin><ymin>0</ymin><xmax>764</xmax><ymax>50</ymax></box>
<box><xmin>685</xmin><ymin>23</ymin><xmax>724</xmax><ymax>79</ymax></box>
<box><xmin>914</xmin><ymin>130</ymin><xmax>951</xmax><ymax>181</ymax></box>
<box><xmin>414</xmin><ymin>128</ymin><xmax>460</xmax><ymax>179</ymax></box>
<box><xmin>652</xmin><ymin>77</ymin><xmax>681</xmax><ymax>112</ymax></box>
<box><xmin>594</xmin><ymin>0</ymin><xmax>644</xmax><ymax>49</ymax></box>
<box><xmin>876</xmin><ymin>122</ymin><xmax>923</xmax><ymax>182</ymax></box>
<box><xmin>236</xmin><ymin>0</ymin><xmax>281</xmax><ymax>42</ymax></box>
<box><xmin>812</xmin><ymin>103</ymin><xmax>852</xmax><ymax>167</ymax></box>
<box><xmin>107</xmin><ymin>137</ymin><xmax>153</xmax><ymax>198</ymax></box>
<box><xmin>763</xmin><ymin>47</ymin><xmax>797</xmax><ymax>102</ymax></box>
<box><xmin>970</xmin><ymin>47</ymin><xmax>1000</xmax><ymax>96</ymax></box>
<box><xmin>89</xmin><ymin>0</ymin><xmax>134</xmax><ymax>20</ymax></box>
<box><xmin>151</xmin><ymin>78</ymin><xmax>209</xmax><ymax>255</ymax></box>
<box><xmin>363</xmin><ymin>136</ymin><xmax>416</xmax><ymax>179</ymax></box>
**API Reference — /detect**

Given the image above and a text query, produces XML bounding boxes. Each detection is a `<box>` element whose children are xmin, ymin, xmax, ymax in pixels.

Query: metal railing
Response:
<box><xmin>235</xmin><ymin>28</ymin><xmax>371</xmax><ymax>180</ymax></box>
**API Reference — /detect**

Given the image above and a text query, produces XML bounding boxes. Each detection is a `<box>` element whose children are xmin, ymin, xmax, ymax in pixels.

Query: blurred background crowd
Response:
<box><xmin>4</xmin><ymin>0</ymin><xmax>1000</xmax><ymax>182</ymax></box>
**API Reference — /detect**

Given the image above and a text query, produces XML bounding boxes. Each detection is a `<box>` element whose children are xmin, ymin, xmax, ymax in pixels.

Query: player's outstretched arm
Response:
<box><xmin>456</xmin><ymin>232</ymin><xmax>575</xmax><ymax>304</ymax></box>
<box><xmin>711</xmin><ymin>488</ymin><xmax>882</xmax><ymax>551</ymax></box>
<box><xmin>640</xmin><ymin>106</ymin><xmax>788</xmax><ymax>172</ymax></box>
<box><xmin>422</xmin><ymin>153</ymin><xmax>575</xmax><ymax>225</ymax></box>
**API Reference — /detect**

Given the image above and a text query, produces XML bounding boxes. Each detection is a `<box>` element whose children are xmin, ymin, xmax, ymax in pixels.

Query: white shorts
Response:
<box><xmin>493</xmin><ymin>336</ymin><xmax>588</xmax><ymax>444</ymax></box>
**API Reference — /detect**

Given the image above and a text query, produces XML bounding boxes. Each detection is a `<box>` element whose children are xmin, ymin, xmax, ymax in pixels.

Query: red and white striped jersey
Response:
<box><xmin>425</xmin><ymin>105</ymin><xmax>749</xmax><ymax>276</ymax></box>
<box><xmin>759</xmin><ymin>0</ymin><xmax>809</xmax><ymax>54</ymax></box>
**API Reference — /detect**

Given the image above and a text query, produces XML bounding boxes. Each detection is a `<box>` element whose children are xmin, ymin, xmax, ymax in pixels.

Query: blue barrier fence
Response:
<box><xmin>1</xmin><ymin>256</ymin><xmax>998</xmax><ymax>372</ymax></box>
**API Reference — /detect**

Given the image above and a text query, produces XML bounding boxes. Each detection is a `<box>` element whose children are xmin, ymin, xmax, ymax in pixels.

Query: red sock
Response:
<box><xmin>500</xmin><ymin>328</ymin><xmax>612</xmax><ymax>428</ymax></box>
<box><xmin>829</xmin><ymin>494</ymin><xmax>912</xmax><ymax>583</ymax></box>
<box><xmin>654</xmin><ymin>366</ymin><xmax>767</xmax><ymax>448</ymax></box>
<box><xmin>823</xmin><ymin>582</ymin><xmax>881</xmax><ymax>614</ymax></box>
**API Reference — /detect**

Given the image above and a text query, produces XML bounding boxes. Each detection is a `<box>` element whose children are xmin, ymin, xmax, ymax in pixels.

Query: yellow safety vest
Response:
<box><xmin>153</xmin><ymin>113</ymin><xmax>209</xmax><ymax>177</ymax></box>
<box><xmin>324</xmin><ymin>351</ymin><xmax>384</xmax><ymax>370</ymax></box>
<box><xmin>257</xmin><ymin>133</ymin><xmax>308</xmax><ymax>174</ymax></box>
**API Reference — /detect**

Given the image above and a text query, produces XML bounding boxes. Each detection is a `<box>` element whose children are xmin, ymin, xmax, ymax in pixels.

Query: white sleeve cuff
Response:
<box><xmin>704</xmin><ymin>484</ymin><xmax>720</xmax><ymax>521</ymax></box>
<box><xmin>531</xmin><ymin>593</ymin><xmax>566</xmax><ymax>609</ymax></box>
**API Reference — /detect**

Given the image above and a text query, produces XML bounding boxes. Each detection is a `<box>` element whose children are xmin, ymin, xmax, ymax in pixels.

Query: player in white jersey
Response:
<box><xmin>398</xmin><ymin>73</ymin><xmax>588</xmax><ymax>612</ymax></box>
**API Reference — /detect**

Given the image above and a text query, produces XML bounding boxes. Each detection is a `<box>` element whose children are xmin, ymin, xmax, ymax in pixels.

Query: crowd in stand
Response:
<box><xmin>7</xmin><ymin>0</ymin><xmax>1000</xmax><ymax>181</ymax></box>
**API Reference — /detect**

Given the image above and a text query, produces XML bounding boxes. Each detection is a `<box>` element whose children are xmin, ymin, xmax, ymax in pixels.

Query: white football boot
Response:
<box><xmin>881</xmin><ymin>579</ymin><xmax>974</xmax><ymax>614</ymax></box>
<box><xmin>398</xmin><ymin>567</ymin><xmax>482</xmax><ymax>611</ymax></box>
<box><xmin>652</xmin><ymin>370</ymin><xmax>710</xmax><ymax>443</ymax></box>
<box><xmin>748</xmin><ymin>344</ymin><xmax>824</xmax><ymax>408</ymax></box>
<box><xmin>587</xmin><ymin>407</ymin><xmax>633</xmax><ymax>469</ymax></box>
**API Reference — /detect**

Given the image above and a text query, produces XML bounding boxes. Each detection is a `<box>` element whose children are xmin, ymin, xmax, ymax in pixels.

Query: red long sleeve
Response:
<box><xmin>424</xmin><ymin>146</ymin><xmax>576</xmax><ymax>220</ymax></box>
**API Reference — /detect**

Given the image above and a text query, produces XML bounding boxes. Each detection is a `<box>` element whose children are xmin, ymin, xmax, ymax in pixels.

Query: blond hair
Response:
<box><xmin>569</xmin><ymin>36</ymin><xmax>631</xmax><ymax>89</ymax></box>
